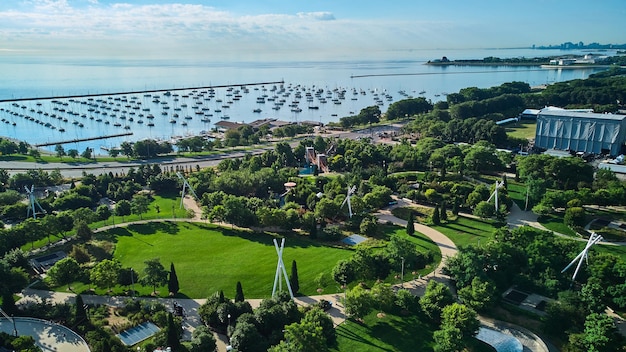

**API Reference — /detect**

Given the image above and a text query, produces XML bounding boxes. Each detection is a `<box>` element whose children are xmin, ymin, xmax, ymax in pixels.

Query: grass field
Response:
<box><xmin>64</xmin><ymin>222</ymin><xmax>353</xmax><ymax>299</ymax></box>
<box><xmin>377</xmin><ymin>225</ymin><xmax>443</xmax><ymax>280</ymax></box>
<box><xmin>23</xmin><ymin>191</ymin><xmax>191</xmax><ymax>252</ymax></box>
<box><xmin>504</xmin><ymin>119</ymin><xmax>536</xmax><ymax>140</ymax></box>
<box><xmin>433</xmin><ymin>215</ymin><xmax>499</xmax><ymax>247</ymax></box>
<box><xmin>537</xmin><ymin>214</ymin><xmax>577</xmax><ymax>237</ymax></box>
<box><xmin>332</xmin><ymin>311</ymin><xmax>493</xmax><ymax>352</ymax></box>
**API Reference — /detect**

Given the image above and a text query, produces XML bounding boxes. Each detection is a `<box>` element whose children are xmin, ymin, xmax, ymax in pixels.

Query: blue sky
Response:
<box><xmin>1</xmin><ymin>0</ymin><xmax>624</xmax><ymax>59</ymax></box>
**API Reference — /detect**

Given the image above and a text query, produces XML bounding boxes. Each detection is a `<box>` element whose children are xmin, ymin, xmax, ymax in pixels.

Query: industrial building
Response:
<box><xmin>534</xmin><ymin>109</ymin><xmax>626</xmax><ymax>156</ymax></box>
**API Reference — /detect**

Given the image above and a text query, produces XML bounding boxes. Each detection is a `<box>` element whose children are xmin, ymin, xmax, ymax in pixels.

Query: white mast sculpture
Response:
<box><xmin>561</xmin><ymin>232</ymin><xmax>603</xmax><ymax>281</ymax></box>
<box><xmin>341</xmin><ymin>185</ymin><xmax>357</xmax><ymax>218</ymax></box>
<box><xmin>176</xmin><ymin>172</ymin><xmax>199</xmax><ymax>209</ymax></box>
<box><xmin>272</xmin><ymin>238</ymin><xmax>294</xmax><ymax>299</ymax></box>
<box><xmin>25</xmin><ymin>185</ymin><xmax>46</xmax><ymax>219</ymax></box>
<box><xmin>487</xmin><ymin>180</ymin><xmax>505</xmax><ymax>212</ymax></box>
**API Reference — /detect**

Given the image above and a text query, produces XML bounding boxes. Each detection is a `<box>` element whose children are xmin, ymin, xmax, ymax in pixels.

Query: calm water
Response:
<box><xmin>0</xmin><ymin>48</ymin><xmax>608</xmax><ymax>153</ymax></box>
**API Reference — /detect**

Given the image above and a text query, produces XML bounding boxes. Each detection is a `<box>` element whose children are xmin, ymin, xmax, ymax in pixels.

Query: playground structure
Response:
<box><xmin>304</xmin><ymin>146</ymin><xmax>334</xmax><ymax>173</ymax></box>
<box><xmin>272</xmin><ymin>238</ymin><xmax>294</xmax><ymax>299</ymax></box>
<box><xmin>26</xmin><ymin>185</ymin><xmax>46</xmax><ymax>219</ymax></box>
<box><xmin>278</xmin><ymin>182</ymin><xmax>297</xmax><ymax>207</ymax></box>
<box><xmin>176</xmin><ymin>172</ymin><xmax>199</xmax><ymax>209</ymax></box>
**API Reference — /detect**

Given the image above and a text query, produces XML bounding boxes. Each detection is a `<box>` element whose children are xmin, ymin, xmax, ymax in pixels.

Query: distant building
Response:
<box><xmin>534</xmin><ymin>109</ymin><xmax>626</xmax><ymax>156</ymax></box>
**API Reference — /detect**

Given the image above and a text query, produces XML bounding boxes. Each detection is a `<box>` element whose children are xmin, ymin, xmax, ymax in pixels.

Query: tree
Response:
<box><xmin>90</xmin><ymin>259</ymin><xmax>122</xmax><ymax>292</ymax></box>
<box><xmin>75</xmin><ymin>294</ymin><xmax>88</xmax><ymax>325</ymax></box>
<box><xmin>95</xmin><ymin>204</ymin><xmax>112</xmax><ymax>222</ymax></box>
<box><xmin>189</xmin><ymin>325</ymin><xmax>216</xmax><ymax>352</ymax></box>
<box><xmin>28</xmin><ymin>148</ymin><xmax>41</xmax><ymax>160</ymax></box>
<box><xmin>139</xmin><ymin>258</ymin><xmax>168</xmax><ymax>294</ymax></box>
<box><xmin>440</xmin><ymin>200</ymin><xmax>448</xmax><ymax>221</ymax></box>
<box><xmin>230</xmin><ymin>321</ymin><xmax>267</xmax><ymax>352</ymax></box>
<box><xmin>344</xmin><ymin>284</ymin><xmax>373</xmax><ymax>320</ymax></box>
<box><xmin>578</xmin><ymin>312</ymin><xmax>622</xmax><ymax>352</ymax></box>
<box><xmin>114</xmin><ymin>199</ymin><xmax>131</xmax><ymax>222</ymax></box>
<box><xmin>564</xmin><ymin>206</ymin><xmax>586</xmax><ymax>228</ymax></box>
<box><xmin>81</xmin><ymin>147</ymin><xmax>93</xmax><ymax>160</ymax></box>
<box><xmin>47</xmin><ymin>257</ymin><xmax>82</xmax><ymax>289</ymax></box>
<box><xmin>406</xmin><ymin>211</ymin><xmax>415</xmax><ymax>236</ymax></box>
<box><xmin>302</xmin><ymin>307</ymin><xmax>336</xmax><ymax>346</ymax></box>
<box><xmin>131</xmin><ymin>194</ymin><xmax>150</xmax><ymax>220</ymax></box>
<box><xmin>74</xmin><ymin>220</ymin><xmax>93</xmax><ymax>241</ymax></box>
<box><xmin>433</xmin><ymin>326</ymin><xmax>463</xmax><ymax>352</ymax></box>
<box><xmin>431</xmin><ymin>205</ymin><xmax>440</xmax><ymax>225</ymax></box>
<box><xmin>67</xmin><ymin>149</ymin><xmax>79</xmax><ymax>159</ymax></box>
<box><xmin>473</xmin><ymin>201</ymin><xmax>495</xmax><ymax>219</ymax></box>
<box><xmin>419</xmin><ymin>280</ymin><xmax>454</xmax><ymax>322</ymax></box>
<box><xmin>166</xmin><ymin>313</ymin><xmax>180</xmax><ymax>349</ymax></box>
<box><xmin>290</xmin><ymin>260</ymin><xmax>300</xmax><ymax>294</ymax></box>
<box><xmin>274</xmin><ymin>319</ymin><xmax>327</xmax><ymax>352</ymax></box>
<box><xmin>235</xmin><ymin>281</ymin><xmax>245</xmax><ymax>302</ymax></box>
<box><xmin>55</xmin><ymin>144</ymin><xmax>66</xmax><ymax>159</ymax></box>
<box><xmin>168</xmin><ymin>262</ymin><xmax>180</xmax><ymax>295</ymax></box>
<box><xmin>457</xmin><ymin>277</ymin><xmax>496</xmax><ymax>312</ymax></box>
<box><xmin>440</xmin><ymin>303</ymin><xmax>480</xmax><ymax>340</ymax></box>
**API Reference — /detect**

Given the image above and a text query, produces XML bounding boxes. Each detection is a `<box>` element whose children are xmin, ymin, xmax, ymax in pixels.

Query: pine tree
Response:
<box><xmin>166</xmin><ymin>313</ymin><xmax>180</xmax><ymax>349</ymax></box>
<box><xmin>168</xmin><ymin>262</ymin><xmax>180</xmax><ymax>295</ymax></box>
<box><xmin>406</xmin><ymin>211</ymin><xmax>415</xmax><ymax>236</ymax></box>
<box><xmin>432</xmin><ymin>205</ymin><xmax>441</xmax><ymax>225</ymax></box>
<box><xmin>235</xmin><ymin>281</ymin><xmax>245</xmax><ymax>302</ymax></box>
<box><xmin>1</xmin><ymin>291</ymin><xmax>16</xmax><ymax>315</ymax></box>
<box><xmin>452</xmin><ymin>197</ymin><xmax>460</xmax><ymax>216</ymax></box>
<box><xmin>440</xmin><ymin>201</ymin><xmax>448</xmax><ymax>222</ymax></box>
<box><xmin>75</xmin><ymin>294</ymin><xmax>88</xmax><ymax>325</ymax></box>
<box><xmin>290</xmin><ymin>260</ymin><xmax>300</xmax><ymax>294</ymax></box>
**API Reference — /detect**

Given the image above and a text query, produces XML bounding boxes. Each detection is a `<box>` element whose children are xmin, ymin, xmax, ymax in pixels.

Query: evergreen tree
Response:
<box><xmin>432</xmin><ymin>205</ymin><xmax>441</xmax><ymax>225</ymax></box>
<box><xmin>168</xmin><ymin>262</ymin><xmax>180</xmax><ymax>295</ymax></box>
<box><xmin>440</xmin><ymin>200</ymin><xmax>448</xmax><ymax>222</ymax></box>
<box><xmin>406</xmin><ymin>211</ymin><xmax>415</xmax><ymax>236</ymax></box>
<box><xmin>166</xmin><ymin>313</ymin><xmax>180</xmax><ymax>349</ymax></box>
<box><xmin>290</xmin><ymin>260</ymin><xmax>300</xmax><ymax>294</ymax></box>
<box><xmin>75</xmin><ymin>294</ymin><xmax>88</xmax><ymax>325</ymax></box>
<box><xmin>1</xmin><ymin>291</ymin><xmax>16</xmax><ymax>315</ymax></box>
<box><xmin>235</xmin><ymin>281</ymin><xmax>245</xmax><ymax>302</ymax></box>
<box><xmin>452</xmin><ymin>198</ymin><xmax>459</xmax><ymax>216</ymax></box>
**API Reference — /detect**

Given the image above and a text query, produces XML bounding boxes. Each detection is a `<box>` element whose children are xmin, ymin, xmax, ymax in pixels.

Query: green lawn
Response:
<box><xmin>506</xmin><ymin>181</ymin><xmax>528</xmax><ymax>210</ymax></box>
<box><xmin>332</xmin><ymin>311</ymin><xmax>493</xmax><ymax>352</ymax></box>
<box><xmin>378</xmin><ymin>225</ymin><xmax>443</xmax><ymax>279</ymax></box>
<box><xmin>505</xmin><ymin>119</ymin><xmax>536</xmax><ymax>140</ymax></box>
<box><xmin>433</xmin><ymin>215</ymin><xmax>499</xmax><ymax>247</ymax></box>
<box><xmin>537</xmin><ymin>214</ymin><xmax>577</xmax><ymax>236</ymax></box>
<box><xmin>23</xmin><ymin>192</ymin><xmax>191</xmax><ymax>252</ymax></box>
<box><xmin>81</xmin><ymin>222</ymin><xmax>352</xmax><ymax>299</ymax></box>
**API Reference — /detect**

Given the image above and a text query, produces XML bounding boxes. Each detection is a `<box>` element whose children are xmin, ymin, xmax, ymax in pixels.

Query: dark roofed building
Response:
<box><xmin>214</xmin><ymin>120</ymin><xmax>245</xmax><ymax>131</ymax></box>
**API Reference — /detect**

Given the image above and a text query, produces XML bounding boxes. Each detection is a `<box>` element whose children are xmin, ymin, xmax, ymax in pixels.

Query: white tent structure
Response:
<box><xmin>272</xmin><ymin>238</ymin><xmax>294</xmax><ymax>299</ymax></box>
<box><xmin>341</xmin><ymin>185</ymin><xmax>357</xmax><ymax>218</ymax></box>
<box><xmin>534</xmin><ymin>109</ymin><xmax>626</xmax><ymax>156</ymax></box>
<box><xmin>561</xmin><ymin>232</ymin><xmax>603</xmax><ymax>282</ymax></box>
<box><xmin>176</xmin><ymin>172</ymin><xmax>199</xmax><ymax>209</ymax></box>
<box><xmin>25</xmin><ymin>185</ymin><xmax>46</xmax><ymax>219</ymax></box>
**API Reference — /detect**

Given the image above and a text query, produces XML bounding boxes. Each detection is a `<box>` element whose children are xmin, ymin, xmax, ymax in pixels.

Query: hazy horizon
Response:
<box><xmin>1</xmin><ymin>0</ymin><xmax>624</xmax><ymax>61</ymax></box>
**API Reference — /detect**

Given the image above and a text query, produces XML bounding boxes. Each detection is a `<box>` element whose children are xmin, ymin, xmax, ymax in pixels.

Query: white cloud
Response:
<box><xmin>0</xmin><ymin>2</ymin><xmax>477</xmax><ymax>58</ymax></box>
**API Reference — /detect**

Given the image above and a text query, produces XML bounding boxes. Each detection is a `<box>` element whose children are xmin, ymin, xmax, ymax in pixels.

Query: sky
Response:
<box><xmin>0</xmin><ymin>0</ymin><xmax>624</xmax><ymax>60</ymax></box>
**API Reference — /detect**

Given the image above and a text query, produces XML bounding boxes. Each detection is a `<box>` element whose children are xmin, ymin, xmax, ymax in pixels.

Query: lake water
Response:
<box><xmin>0</xmin><ymin>48</ymin><xmax>609</xmax><ymax>154</ymax></box>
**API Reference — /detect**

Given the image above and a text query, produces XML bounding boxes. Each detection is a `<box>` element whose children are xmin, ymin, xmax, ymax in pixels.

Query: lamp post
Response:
<box><xmin>11</xmin><ymin>314</ymin><xmax>17</xmax><ymax>337</ymax></box>
<box><xmin>401</xmin><ymin>257</ymin><xmax>405</xmax><ymax>288</ymax></box>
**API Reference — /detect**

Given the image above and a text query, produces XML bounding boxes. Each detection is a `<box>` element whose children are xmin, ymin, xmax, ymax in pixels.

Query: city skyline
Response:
<box><xmin>1</xmin><ymin>0</ymin><xmax>624</xmax><ymax>60</ymax></box>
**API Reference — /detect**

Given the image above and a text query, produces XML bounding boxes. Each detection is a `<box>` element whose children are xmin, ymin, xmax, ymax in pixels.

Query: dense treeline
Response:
<box><xmin>445</xmin><ymin>226</ymin><xmax>626</xmax><ymax>351</ymax></box>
